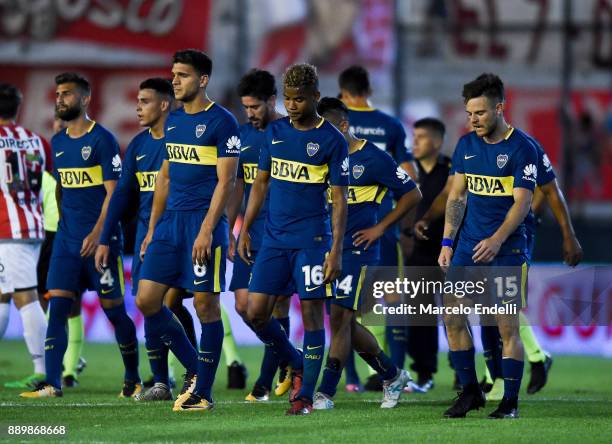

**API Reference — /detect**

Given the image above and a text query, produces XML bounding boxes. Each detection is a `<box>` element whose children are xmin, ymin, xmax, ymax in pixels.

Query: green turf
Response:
<box><xmin>1</xmin><ymin>340</ymin><xmax>610</xmax><ymax>443</ymax></box>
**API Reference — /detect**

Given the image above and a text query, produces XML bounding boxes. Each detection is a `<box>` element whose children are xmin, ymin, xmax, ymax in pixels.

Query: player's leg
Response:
<box><xmin>62</xmin><ymin>298</ymin><xmax>84</xmax><ymax>388</ymax></box>
<box><xmin>520</xmin><ymin>311</ymin><xmax>552</xmax><ymax>394</ymax></box>
<box><xmin>221</xmin><ymin>303</ymin><xmax>247</xmax><ymax>389</ymax></box>
<box><xmin>0</xmin><ymin>293</ymin><xmax>9</xmax><ymax>339</ymax></box>
<box><xmin>271</xmin><ymin>295</ymin><xmax>292</xmax><ymax>396</ymax></box>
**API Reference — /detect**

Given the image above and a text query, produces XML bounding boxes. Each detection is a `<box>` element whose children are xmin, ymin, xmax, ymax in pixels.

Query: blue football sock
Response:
<box><xmin>481</xmin><ymin>326</ymin><xmax>503</xmax><ymax>380</ymax></box>
<box><xmin>386</xmin><ymin>325</ymin><xmax>406</xmax><ymax>369</ymax></box>
<box><xmin>194</xmin><ymin>320</ymin><xmax>224</xmax><ymax>402</ymax></box>
<box><xmin>298</xmin><ymin>329</ymin><xmax>325</xmax><ymax>401</ymax></box>
<box><xmin>254</xmin><ymin>318</ymin><xmax>302</xmax><ymax>370</ymax></box>
<box><xmin>502</xmin><ymin>358</ymin><xmax>524</xmax><ymax>399</ymax></box>
<box><xmin>104</xmin><ymin>304</ymin><xmax>140</xmax><ymax>382</ymax></box>
<box><xmin>317</xmin><ymin>357</ymin><xmax>342</xmax><ymax>397</ymax></box>
<box><xmin>358</xmin><ymin>350</ymin><xmax>397</xmax><ymax>381</ymax></box>
<box><xmin>145</xmin><ymin>332</ymin><xmax>169</xmax><ymax>386</ymax></box>
<box><xmin>449</xmin><ymin>348</ymin><xmax>478</xmax><ymax>387</ymax></box>
<box><xmin>145</xmin><ymin>306</ymin><xmax>197</xmax><ymax>374</ymax></box>
<box><xmin>255</xmin><ymin>341</ymin><xmax>280</xmax><ymax>390</ymax></box>
<box><xmin>343</xmin><ymin>350</ymin><xmax>361</xmax><ymax>385</ymax></box>
<box><xmin>45</xmin><ymin>297</ymin><xmax>72</xmax><ymax>389</ymax></box>
<box><xmin>277</xmin><ymin>316</ymin><xmax>290</xmax><ymax>370</ymax></box>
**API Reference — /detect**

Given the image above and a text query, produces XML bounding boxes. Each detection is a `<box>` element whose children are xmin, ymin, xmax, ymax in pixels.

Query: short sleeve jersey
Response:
<box><xmin>345</xmin><ymin>140</ymin><xmax>416</xmax><ymax>261</ymax></box>
<box><xmin>52</xmin><ymin>122</ymin><xmax>122</xmax><ymax>242</ymax></box>
<box><xmin>258</xmin><ymin>117</ymin><xmax>349</xmax><ymax>249</ymax></box>
<box><xmin>237</xmin><ymin>123</ymin><xmax>269</xmax><ymax>251</ymax></box>
<box><xmin>451</xmin><ymin>128</ymin><xmax>538</xmax><ymax>256</ymax></box>
<box><xmin>164</xmin><ymin>103</ymin><xmax>240</xmax><ymax>211</ymax></box>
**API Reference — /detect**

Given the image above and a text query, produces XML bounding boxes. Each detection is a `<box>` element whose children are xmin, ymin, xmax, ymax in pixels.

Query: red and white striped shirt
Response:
<box><xmin>0</xmin><ymin>124</ymin><xmax>51</xmax><ymax>241</ymax></box>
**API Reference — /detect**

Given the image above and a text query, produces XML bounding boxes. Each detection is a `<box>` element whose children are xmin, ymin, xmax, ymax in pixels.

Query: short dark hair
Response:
<box><xmin>139</xmin><ymin>77</ymin><xmax>174</xmax><ymax>98</ymax></box>
<box><xmin>338</xmin><ymin>65</ymin><xmax>371</xmax><ymax>96</ymax></box>
<box><xmin>413</xmin><ymin>117</ymin><xmax>446</xmax><ymax>138</ymax></box>
<box><xmin>237</xmin><ymin>69</ymin><xmax>277</xmax><ymax>100</ymax></box>
<box><xmin>317</xmin><ymin>97</ymin><xmax>349</xmax><ymax>121</ymax></box>
<box><xmin>55</xmin><ymin>72</ymin><xmax>91</xmax><ymax>95</ymax></box>
<box><xmin>462</xmin><ymin>73</ymin><xmax>505</xmax><ymax>104</ymax></box>
<box><xmin>173</xmin><ymin>49</ymin><xmax>212</xmax><ymax>76</ymax></box>
<box><xmin>283</xmin><ymin>63</ymin><xmax>318</xmax><ymax>91</ymax></box>
<box><xmin>0</xmin><ymin>83</ymin><xmax>22</xmax><ymax>119</ymax></box>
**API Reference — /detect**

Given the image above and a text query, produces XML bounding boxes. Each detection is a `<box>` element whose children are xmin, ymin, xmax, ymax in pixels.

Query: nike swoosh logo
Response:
<box><xmin>464</xmin><ymin>155</ymin><xmax>476</xmax><ymax>160</ymax></box>
<box><xmin>136</xmin><ymin>154</ymin><xmax>146</xmax><ymax>161</ymax></box>
<box><xmin>199</xmin><ymin>350</ymin><xmax>213</xmax><ymax>354</ymax></box>
<box><xmin>167</xmin><ymin>126</ymin><xmax>176</xmax><ymax>131</ymax></box>
<box><xmin>194</xmin><ymin>279</ymin><xmax>207</xmax><ymax>285</ymax></box>
<box><xmin>306</xmin><ymin>345</ymin><xmax>322</xmax><ymax>350</ymax></box>
<box><xmin>101</xmin><ymin>288</ymin><xmax>114</xmax><ymax>294</ymax></box>
<box><xmin>240</xmin><ymin>146</ymin><xmax>251</xmax><ymax>152</ymax></box>
<box><xmin>336</xmin><ymin>295</ymin><xmax>351</xmax><ymax>299</ymax></box>
<box><xmin>501</xmin><ymin>299</ymin><xmax>516</xmax><ymax>305</ymax></box>
<box><xmin>305</xmin><ymin>285</ymin><xmax>322</xmax><ymax>292</ymax></box>
<box><xmin>55</xmin><ymin>151</ymin><xmax>64</xmax><ymax>157</ymax></box>
<box><xmin>271</xmin><ymin>139</ymin><xmax>284</xmax><ymax>144</ymax></box>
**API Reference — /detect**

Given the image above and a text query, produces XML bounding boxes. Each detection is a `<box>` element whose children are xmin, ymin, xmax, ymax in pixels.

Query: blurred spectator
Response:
<box><xmin>568</xmin><ymin>111</ymin><xmax>604</xmax><ymax>202</ymax></box>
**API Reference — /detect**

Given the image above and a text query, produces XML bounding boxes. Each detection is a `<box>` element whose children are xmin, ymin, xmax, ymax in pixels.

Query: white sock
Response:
<box><xmin>19</xmin><ymin>301</ymin><xmax>47</xmax><ymax>374</ymax></box>
<box><xmin>0</xmin><ymin>302</ymin><xmax>9</xmax><ymax>338</ymax></box>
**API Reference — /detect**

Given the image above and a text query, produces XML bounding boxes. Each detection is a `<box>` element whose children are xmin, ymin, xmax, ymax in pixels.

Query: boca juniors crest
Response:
<box><xmin>306</xmin><ymin>142</ymin><xmax>319</xmax><ymax>157</ymax></box>
<box><xmin>81</xmin><ymin>146</ymin><xmax>92</xmax><ymax>160</ymax></box>
<box><xmin>497</xmin><ymin>154</ymin><xmax>508</xmax><ymax>169</ymax></box>
<box><xmin>352</xmin><ymin>164</ymin><xmax>364</xmax><ymax>179</ymax></box>
<box><xmin>195</xmin><ymin>124</ymin><xmax>206</xmax><ymax>138</ymax></box>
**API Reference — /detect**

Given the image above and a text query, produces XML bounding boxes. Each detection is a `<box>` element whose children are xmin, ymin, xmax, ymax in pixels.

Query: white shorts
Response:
<box><xmin>0</xmin><ymin>242</ymin><xmax>41</xmax><ymax>294</ymax></box>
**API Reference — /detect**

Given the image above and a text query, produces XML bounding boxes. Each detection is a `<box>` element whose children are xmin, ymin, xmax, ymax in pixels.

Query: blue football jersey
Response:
<box><xmin>99</xmin><ymin>129</ymin><xmax>166</xmax><ymax>245</ymax></box>
<box><xmin>344</xmin><ymin>140</ymin><xmax>417</xmax><ymax>261</ymax></box>
<box><xmin>52</xmin><ymin>121</ymin><xmax>122</xmax><ymax>242</ymax></box>
<box><xmin>451</xmin><ymin>128</ymin><xmax>538</xmax><ymax>256</ymax></box>
<box><xmin>165</xmin><ymin>103</ymin><xmax>240</xmax><ymax>211</ymax></box>
<box><xmin>258</xmin><ymin>117</ymin><xmax>349</xmax><ymax>249</ymax></box>
<box><xmin>236</xmin><ymin>123</ymin><xmax>269</xmax><ymax>251</ymax></box>
<box><xmin>347</xmin><ymin>107</ymin><xmax>414</xmax><ymax>242</ymax></box>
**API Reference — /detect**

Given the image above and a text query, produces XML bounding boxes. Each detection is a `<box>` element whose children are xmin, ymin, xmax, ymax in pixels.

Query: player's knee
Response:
<box><xmin>498</xmin><ymin>323</ymin><xmax>520</xmax><ymax>346</ymax></box>
<box><xmin>272</xmin><ymin>296</ymin><xmax>290</xmax><ymax>318</ymax></box>
<box><xmin>246</xmin><ymin>306</ymin><xmax>268</xmax><ymax>331</ymax></box>
<box><xmin>194</xmin><ymin>295</ymin><xmax>220</xmax><ymax>323</ymax></box>
<box><xmin>301</xmin><ymin>301</ymin><xmax>324</xmax><ymax>330</ymax></box>
<box><xmin>136</xmin><ymin>293</ymin><xmax>157</xmax><ymax>317</ymax></box>
<box><xmin>234</xmin><ymin>299</ymin><xmax>248</xmax><ymax>321</ymax></box>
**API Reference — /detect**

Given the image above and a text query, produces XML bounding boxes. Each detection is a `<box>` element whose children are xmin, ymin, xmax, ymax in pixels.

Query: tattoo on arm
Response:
<box><xmin>445</xmin><ymin>198</ymin><xmax>466</xmax><ymax>240</ymax></box>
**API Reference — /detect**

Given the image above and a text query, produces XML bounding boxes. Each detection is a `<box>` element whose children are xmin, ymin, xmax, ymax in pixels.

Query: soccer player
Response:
<box><xmin>95</xmin><ymin>77</ymin><xmax>175</xmax><ymax>401</ymax></box>
<box><xmin>227</xmin><ymin>68</ymin><xmax>293</xmax><ymax>401</ymax></box>
<box><xmin>238</xmin><ymin>64</ymin><xmax>349</xmax><ymax>415</ymax></box>
<box><xmin>312</xmin><ymin>97</ymin><xmax>422</xmax><ymax>410</ymax></box>
<box><xmin>439</xmin><ymin>73</ymin><xmax>538</xmax><ymax>419</ymax></box>
<box><xmin>338</xmin><ymin>65</ymin><xmax>417</xmax><ymax>390</ymax></box>
<box><xmin>0</xmin><ymin>83</ymin><xmax>49</xmax><ymax>389</ymax></box>
<box><xmin>136</xmin><ymin>50</ymin><xmax>240</xmax><ymax>412</ymax></box>
<box><xmin>21</xmin><ymin>72</ymin><xmax>141</xmax><ymax>398</ymax></box>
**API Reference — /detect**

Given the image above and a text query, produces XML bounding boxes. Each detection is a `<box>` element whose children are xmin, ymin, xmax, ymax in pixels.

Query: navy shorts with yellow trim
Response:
<box><xmin>332</xmin><ymin>250</ymin><xmax>376</xmax><ymax>311</ymax></box>
<box><xmin>249</xmin><ymin>245</ymin><xmax>333</xmax><ymax>300</ymax></box>
<box><xmin>47</xmin><ymin>231</ymin><xmax>125</xmax><ymax>299</ymax></box>
<box><xmin>139</xmin><ymin>210</ymin><xmax>227</xmax><ymax>294</ymax></box>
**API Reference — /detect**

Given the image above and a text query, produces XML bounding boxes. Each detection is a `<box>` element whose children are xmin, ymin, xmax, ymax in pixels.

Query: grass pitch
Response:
<box><xmin>1</xmin><ymin>340</ymin><xmax>611</xmax><ymax>443</ymax></box>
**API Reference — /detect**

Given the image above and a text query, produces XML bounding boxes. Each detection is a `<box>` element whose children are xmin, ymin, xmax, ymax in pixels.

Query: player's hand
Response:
<box><xmin>80</xmin><ymin>230</ymin><xmax>100</xmax><ymax>257</ymax></box>
<box><xmin>563</xmin><ymin>235</ymin><xmax>583</xmax><ymax>267</ymax></box>
<box><xmin>140</xmin><ymin>230</ymin><xmax>153</xmax><ymax>261</ymax></box>
<box><xmin>352</xmin><ymin>225</ymin><xmax>385</xmax><ymax>250</ymax></box>
<box><xmin>438</xmin><ymin>246</ymin><xmax>453</xmax><ymax>269</ymax></box>
<box><xmin>228</xmin><ymin>230</ymin><xmax>237</xmax><ymax>262</ymax></box>
<box><xmin>414</xmin><ymin>220</ymin><xmax>430</xmax><ymax>241</ymax></box>
<box><xmin>323</xmin><ymin>249</ymin><xmax>342</xmax><ymax>284</ymax></box>
<box><xmin>192</xmin><ymin>228</ymin><xmax>212</xmax><ymax>266</ymax></box>
<box><xmin>95</xmin><ymin>244</ymin><xmax>110</xmax><ymax>273</ymax></box>
<box><xmin>237</xmin><ymin>230</ymin><xmax>253</xmax><ymax>265</ymax></box>
<box><xmin>472</xmin><ymin>236</ymin><xmax>502</xmax><ymax>263</ymax></box>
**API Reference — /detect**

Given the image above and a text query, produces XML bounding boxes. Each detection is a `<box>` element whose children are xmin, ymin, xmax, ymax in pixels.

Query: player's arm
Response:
<box><xmin>226</xmin><ymin>176</ymin><xmax>244</xmax><ymax>262</ymax></box>
<box><xmin>193</xmin><ymin>156</ymin><xmax>238</xmax><ymax>265</ymax></box>
<box><xmin>237</xmin><ymin>170</ymin><xmax>270</xmax><ymax>264</ymax></box>
<box><xmin>472</xmin><ymin>187</ymin><xmax>533</xmax><ymax>263</ymax></box>
<box><xmin>539</xmin><ymin>178</ymin><xmax>583</xmax><ymax>266</ymax></box>
<box><xmin>438</xmin><ymin>173</ymin><xmax>467</xmax><ymax>267</ymax></box>
<box><xmin>414</xmin><ymin>175</ymin><xmax>453</xmax><ymax>240</ymax></box>
<box><xmin>140</xmin><ymin>159</ymin><xmax>169</xmax><ymax>260</ymax></box>
<box><xmin>324</xmin><ymin>184</ymin><xmax>347</xmax><ymax>283</ymax></box>
<box><xmin>54</xmin><ymin>180</ymin><xmax>62</xmax><ymax>220</ymax></box>
<box><xmin>81</xmin><ymin>179</ymin><xmax>117</xmax><ymax>258</ymax></box>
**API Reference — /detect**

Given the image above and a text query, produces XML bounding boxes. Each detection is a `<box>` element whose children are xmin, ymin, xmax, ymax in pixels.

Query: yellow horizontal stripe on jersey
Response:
<box><xmin>166</xmin><ymin>143</ymin><xmax>217</xmax><ymax>165</ymax></box>
<box><xmin>135</xmin><ymin>171</ymin><xmax>158</xmax><ymax>192</ymax></box>
<box><xmin>465</xmin><ymin>174</ymin><xmax>514</xmax><ymax>196</ymax></box>
<box><xmin>271</xmin><ymin>157</ymin><xmax>328</xmax><ymax>183</ymax></box>
<box><xmin>242</xmin><ymin>163</ymin><xmax>258</xmax><ymax>184</ymax></box>
<box><xmin>347</xmin><ymin>185</ymin><xmax>388</xmax><ymax>204</ymax></box>
<box><xmin>57</xmin><ymin>165</ymin><xmax>103</xmax><ymax>188</ymax></box>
